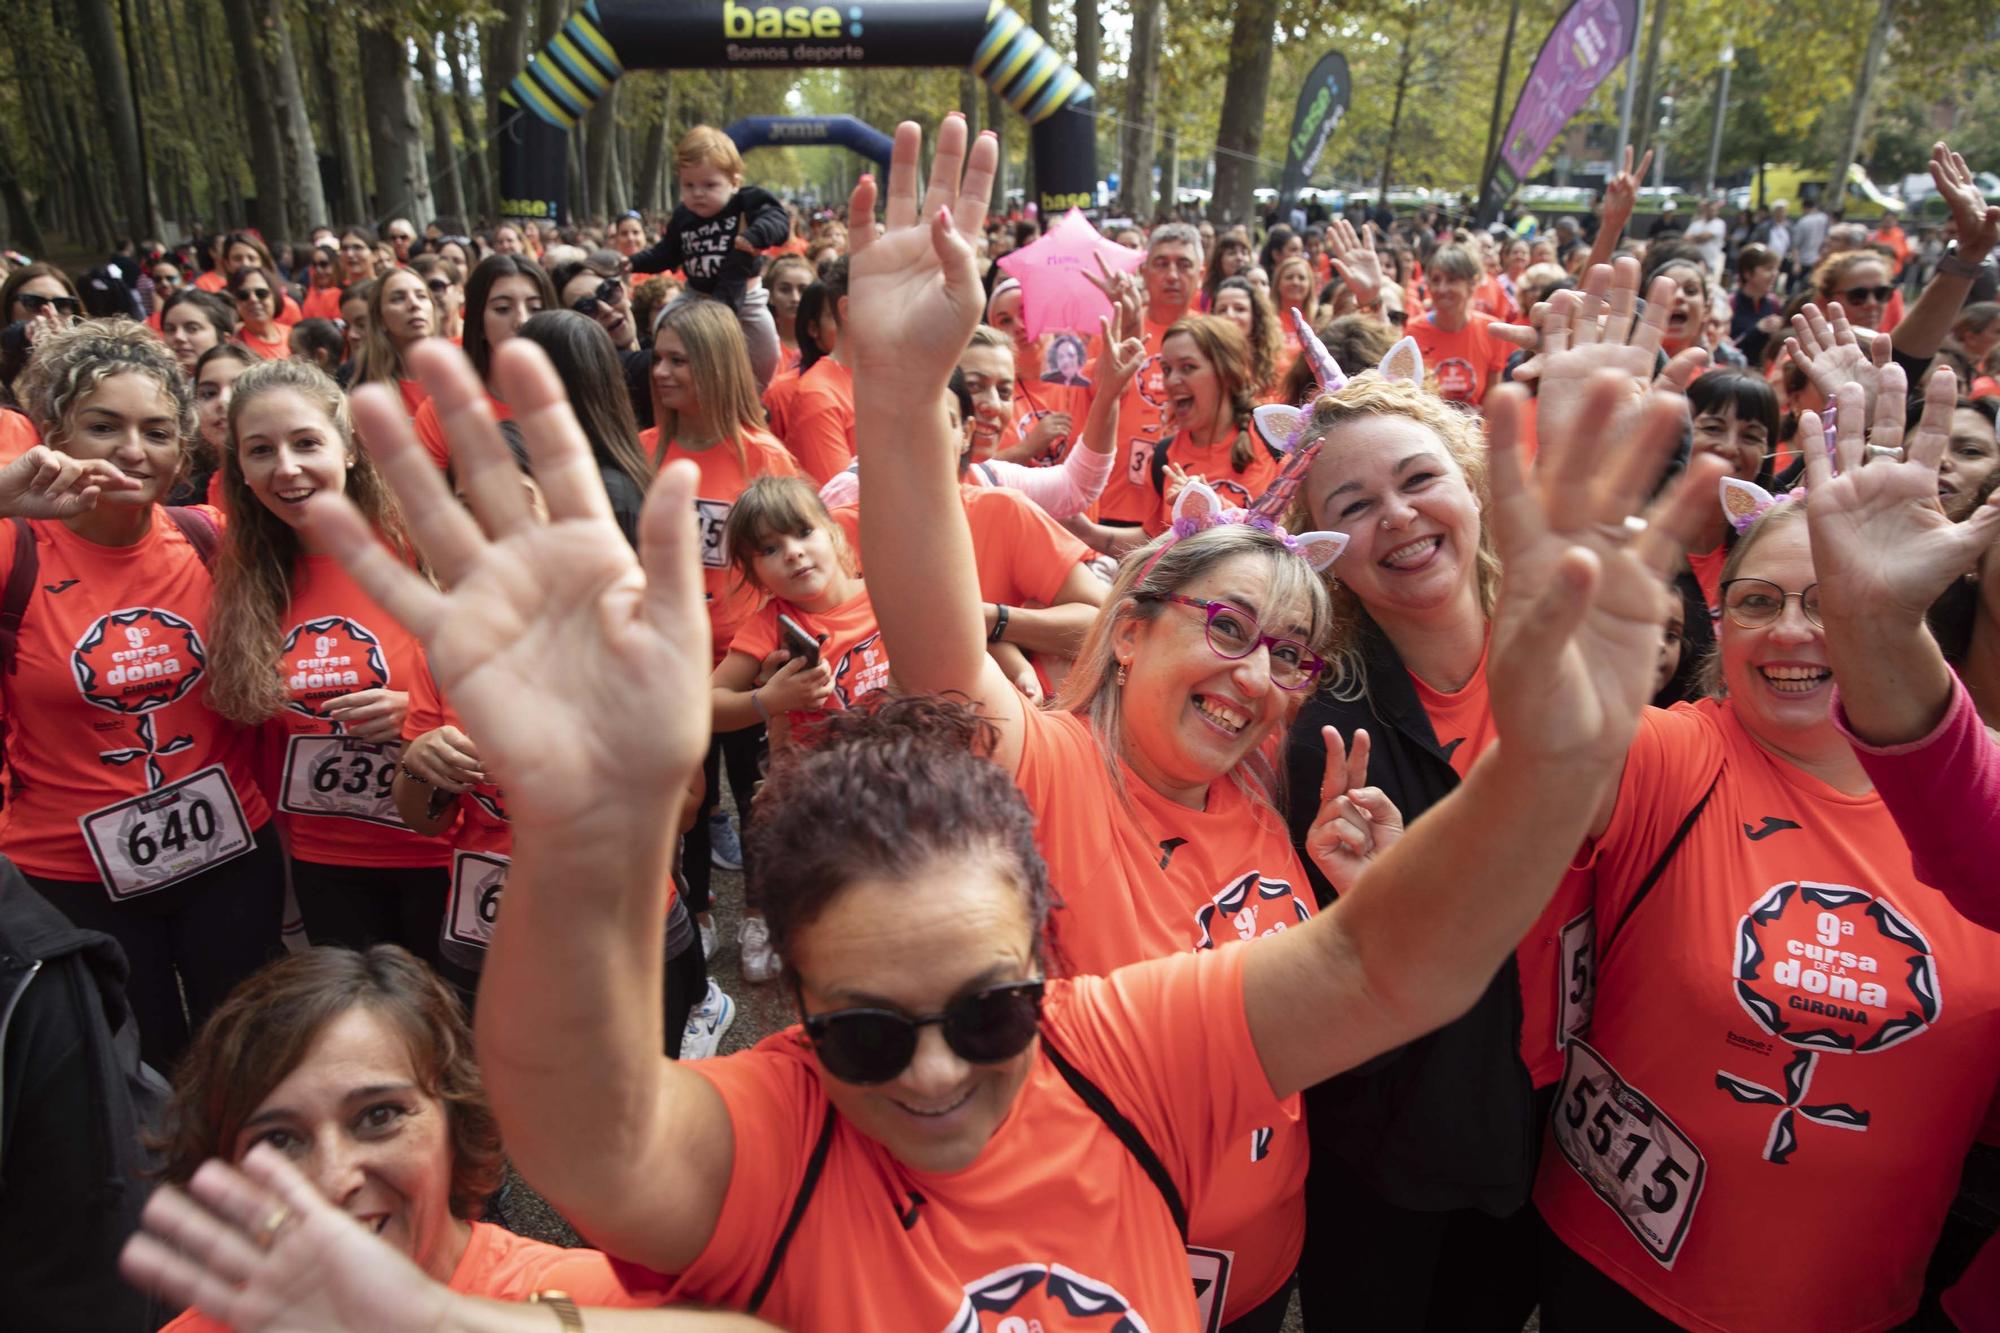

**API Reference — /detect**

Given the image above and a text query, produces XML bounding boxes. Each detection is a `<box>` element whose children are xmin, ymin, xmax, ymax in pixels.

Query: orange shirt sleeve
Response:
<box><xmin>783</xmin><ymin>367</ymin><xmax>854</xmax><ymax>485</ymax></box>
<box><xmin>412</xmin><ymin>397</ymin><xmax>451</xmax><ymax>470</ymax></box>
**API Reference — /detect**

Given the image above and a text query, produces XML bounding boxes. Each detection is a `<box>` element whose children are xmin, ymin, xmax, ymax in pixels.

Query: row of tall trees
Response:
<box><xmin>2</xmin><ymin>0</ymin><xmax>1997</xmax><ymax>256</ymax></box>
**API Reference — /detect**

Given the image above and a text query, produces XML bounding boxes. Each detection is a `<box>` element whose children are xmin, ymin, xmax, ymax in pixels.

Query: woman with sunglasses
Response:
<box><xmin>410</xmin><ymin>256</ymin><xmax>465</xmax><ymax>342</ymax></box>
<box><xmin>349</xmin><ymin>268</ymin><xmax>438</xmax><ymax>419</ymax></box>
<box><xmin>1279</xmin><ymin>264</ymin><xmax>1720</xmax><ymax>1332</ymax></box>
<box><xmin>1529</xmin><ymin>365</ymin><xmax>2000</xmax><ymax>1333</ymax></box>
<box><xmin>2</xmin><ymin>261</ymin><xmax>83</xmax><ymax>334</ymax></box>
<box><xmin>177</xmin><ymin>123</ymin><xmax>1705</xmax><ymax>1333</ymax></box>
<box><xmin>218</xmin><ymin>232</ymin><xmax>305</xmax><ymax>325</ymax></box>
<box><xmin>554</xmin><ymin>258</ymin><xmax>639</xmax><ymax>353</ymax></box>
<box><xmin>228</xmin><ymin>266</ymin><xmax>292</xmax><ymax>362</ymax></box>
<box><xmin>1810</xmin><ymin>250</ymin><xmax>1897</xmax><ymax>334</ymax></box>
<box><xmin>411</xmin><ymin>256</ymin><xmax>553</xmax><ymax>469</ymax></box>
<box><xmin>299</xmin><ymin>245</ymin><xmax>346</xmax><ymax>323</ymax></box>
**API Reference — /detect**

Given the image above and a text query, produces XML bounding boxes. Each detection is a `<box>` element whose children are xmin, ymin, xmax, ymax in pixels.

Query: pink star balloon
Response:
<box><xmin>995</xmin><ymin>209</ymin><xmax>1145</xmax><ymax>341</ymax></box>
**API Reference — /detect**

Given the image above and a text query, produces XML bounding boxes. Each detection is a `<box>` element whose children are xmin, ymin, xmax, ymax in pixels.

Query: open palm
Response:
<box><xmin>120</xmin><ymin>1148</ymin><xmax>455</xmax><ymax>1333</ymax></box>
<box><xmin>843</xmin><ymin>118</ymin><xmax>996</xmax><ymax>395</ymax></box>
<box><xmin>1785</xmin><ymin>301</ymin><xmax>1888</xmax><ymax>416</ymax></box>
<box><xmin>1804</xmin><ymin>369</ymin><xmax>2000</xmax><ymax>623</ymax></box>
<box><xmin>1484</xmin><ymin>374</ymin><xmax>1725</xmax><ymax>770</ymax></box>
<box><xmin>309</xmin><ymin>339</ymin><xmax>712</xmax><ymax>837</ymax></box>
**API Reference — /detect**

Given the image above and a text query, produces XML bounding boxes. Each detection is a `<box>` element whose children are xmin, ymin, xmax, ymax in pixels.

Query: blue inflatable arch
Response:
<box><xmin>724</xmin><ymin>115</ymin><xmax>894</xmax><ymax>174</ymax></box>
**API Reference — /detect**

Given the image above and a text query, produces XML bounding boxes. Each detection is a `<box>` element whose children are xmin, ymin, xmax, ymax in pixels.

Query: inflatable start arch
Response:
<box><xmin>497</xmin><ymin>0</ymin><xmax>1096</xmax><ymax>225</ymax></box>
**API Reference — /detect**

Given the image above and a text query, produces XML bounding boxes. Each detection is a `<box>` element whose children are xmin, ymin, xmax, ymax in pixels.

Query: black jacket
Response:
<box><xmin>0</xmin><ymin>858</ymin><xmax>167</xmax><ymax>1329</ymax></box>
<box><xmin>1284</xmin><ymin>624</ymin><xmax>1540</xmax><ymax>1217</ymax></box>
<box><xmin>631</xmin><ymin>186</ymin><xmax>790</xmax><ymax>307</ymax></box>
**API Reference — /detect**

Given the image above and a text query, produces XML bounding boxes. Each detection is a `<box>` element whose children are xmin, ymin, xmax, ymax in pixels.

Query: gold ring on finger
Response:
<box><xmin>254</xmin><ymin>1204</ymin><xmax>295</xmax><ymax>1249</ymax></box>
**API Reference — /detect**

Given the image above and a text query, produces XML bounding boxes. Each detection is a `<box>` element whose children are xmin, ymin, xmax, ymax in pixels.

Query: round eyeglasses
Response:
<box><xmin>1142</xmin><ymin>593</ymin><xmax>1325</xmax><ymax>690</ymax></box>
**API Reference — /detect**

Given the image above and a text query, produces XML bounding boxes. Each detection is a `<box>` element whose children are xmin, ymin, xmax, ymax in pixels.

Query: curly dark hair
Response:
<box><xmin>155</xmin><ymin>945</ymin><xmax>504</xmax><ymax>1218</ymax></box>
<box><xmin>747</xmin><ymin>694</ymin><xmax>1057</xmax><ymax>979</ymax></box>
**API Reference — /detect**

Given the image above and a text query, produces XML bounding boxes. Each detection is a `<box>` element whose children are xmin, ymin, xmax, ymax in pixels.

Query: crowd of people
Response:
<box><xmin>1</xmin><ymin>113</ymin><xmax>1999</xmax><ymax>1333</ymax></box>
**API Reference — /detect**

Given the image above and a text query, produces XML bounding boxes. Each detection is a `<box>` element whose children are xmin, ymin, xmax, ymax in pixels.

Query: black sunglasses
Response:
<box><xmin>1839</xmin><ymin>285</ymin><xmax>1894</xmax><ymax>306</ymax></box>
<box><xmin>427</xmin><ymin>278</ymin><xmax>452</xmax><ymax>296</ymax></box>
<box><xmin>19</xmin><ymin>291</ymin><xmax>81</xmax><ymax>316</ymax></box>
<box><xmin>570</xmin><ymin>277</ymin><xmax>622</xmax><ymax>317</ymax></box>
<box><xmin>800</xmin><ymin>979</ymin><xmax>1046</xmax><ymax>1085</ymax></box>
<box><xmin>235</xmin><ymin>287</ymin><xmax>273</xmax><ymax>302</ymax></box>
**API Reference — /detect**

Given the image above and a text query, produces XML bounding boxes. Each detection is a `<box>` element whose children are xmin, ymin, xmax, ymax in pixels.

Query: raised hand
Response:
<box><xmin>1933</xmin><ymin>141</ymin><xmax>2000</xmax><ymax>263</ymax></box>
<box><xmin>1601</xmin><ymin>146</ymin><xmax>1653</xmax><ymax>235</ymax></box>
<box><xmin>1785</xmin><ymin>301</ymin><xmax>1889</xmax><ymax>416</ymax></box>
<box><xmin>1095</xmin><ymin>314</ymin><xmax>1147</xmax><ymax>389</ymax></box>
<box><xmin>845</xmin><ymin>117</ymin><xmax>997</xmax><ymax>394</ymax></box>
<box><xmin>304</xmin><ymin>337</ymin><xmax>712</xmax><ymax>840</ymax></box>
<box><xmin>1083</xmin><ymin>256</ymin><xmax>1144</xmax><ymax>342</ymax></box>
<box><xmin>1305</xmin><ymin>727</ymin><xmax>1405</xmax><ymax>895</ymax></box>
<box><xmin>120</xmin><ymin>1146</ymin><xmax>456</xmax><ymax>1333</ymax></box>
<box><xmin>1483</xmin><ymin>374</ymin><xmax>1727</xmax><ymax>772</ymax></box>
<box><xmin>1325</xmin><ymin>218</ymin><xmax>1383</xmax><ymax>308</ymax></box>
<box><xmin>1507</xmin><ymin>260</ymin><xmax>1707</xmax><ymax>458</ymax></box>
<box><xmin>0</xmin><ymin>444</ymin><xmax>142</xmax><ymax>519</ymax></box>
<box><xmin>1804</xmin><ymin>367</ymin><xmax>2000</xmax><ymax>625</ymax></box>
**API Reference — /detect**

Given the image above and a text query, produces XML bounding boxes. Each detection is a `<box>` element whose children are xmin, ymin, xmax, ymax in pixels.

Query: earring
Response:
<box><xmin>1115</xmin><ymin>662</ymin><xmax>1129</xmax><ymax>686</ymax></box>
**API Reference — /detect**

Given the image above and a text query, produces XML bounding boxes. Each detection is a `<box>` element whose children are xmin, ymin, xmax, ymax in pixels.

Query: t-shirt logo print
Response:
<box><xmin>73</xmin><ymin>607</ymin><xmax>205</xmax><ymax>715</ymax></box>
<box><xmin>1719</xmin><ymin>880</ymin><xmax>1938</xmax><ymax>1162</ymax></box>
<box><xmin>943</xmin><ymin>1262</ymin><xmax>1150</xmax><ymax>1333</ymax></box>
<box><xmin>281</xmin><ymin>616</ymin><xmax>390</xmax><ymax>724</ymax></box>
<box><xmin>830</xmin><ymin>631</ymin><xmax>891</xmax><ymax>707</ymax></box>
<box><xmin>1193</xmin><ymin>872</ymin><xmax>1310</xmax><ymax>950</ymax></box>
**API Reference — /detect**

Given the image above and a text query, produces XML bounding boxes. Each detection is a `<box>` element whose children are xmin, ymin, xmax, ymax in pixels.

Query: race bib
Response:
<box><xmin>695</xmin><ymin>497</ymin><xmax>731</xmax><ymax>570</ymax></box>
<box><xmin>278</xmin><ymin>734</ymin><xmax>406</xmax><ymax>828</ymax></box>
<box><xmin>1186</xmin><ymin>1245</ymin><xmax>1230</xmax><ymax>1333</ymax></box>
<box><xmin>444</xmin><ymin>849</ymin><xmax>510</xmax><ymax>952</ymax></box>
<box><xmin>80</xmin><ymin>765</ymin><xmax>255</xmax><ymax>901</ymax></box>
<box><xmin>1552</xmin><ymin>1037</ymin><xmax>1706</xmax><ymax>1269</ymax></box>
<box><xmin>1557</xmin><ymin>907</ymin><xmax>1596</xmax><ymax>1049</ymax></box>
<box><xmin>1126</xmin><ymin>436</ymin><xmax>1153</xmax><ymax>486</ymax></box>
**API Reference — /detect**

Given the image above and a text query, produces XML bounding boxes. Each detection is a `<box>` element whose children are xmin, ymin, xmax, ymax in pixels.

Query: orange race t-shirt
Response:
<box><xmin>413</xmin><ymin>392</ymin><xmax>514</xmax><ymax>470</ymax></box>
<box><xmin>960</xmin><ymin>483</ymin><xmax>1091</xmax><ymax>607</ymax></box>
<box><xmin>270</xmin><ymin>554</ymin><xmax>450</xmax><ymax>869</ymax></box>
<box><xmin>300</xmin><ymin>285</ymin><xmax>344</xmax><ymax>323</ymax></box>
<box><xmin>235</xmin><ymin>326</ymin><xmax>291</xmax><ymax>361</ymax></box>
<box><xmin>396</xmin><ymin>377</ymin><xmax>430</xmax><ymax>421</ymax></box>
<box><xmin>633</xmin><ymin>946</ymin><xmax>1283</xmax><ymax>1332</ymax></box>
<box><xmin>727</xmin><ymin>587</ymin><xmax>890</xmax><ymax>732</ymax></box>
<box><xmin>194</xmin><ymin>271</ymin><xmax>226</xmax><ymax>293</ymax></box>
<box><xmin>1687</xmin><ymin>544</ymin><xmax>1728</xmax><ymax>614</ymax></box>
<box><xmin>160</xmin><ymin>1220</ymin><xmax>656</xmax><ymax>1330</ymax></box>
<box><xmin>402</xmin><ymin>659</ymin><xmax>511</xmax><ymax>862</ymax></box>
<box><xmin>1474</xmin><ymin>273</ymin><xmax>1518</xmax><ymax>323</ymax></box>
<box><xmin>760</xmin><ymin>362</ymin><xmax>805</xmax><ymax>443</ymax></box>
<box><xmin>1409</xmin><ymin>643</ymin><xmax>1591</xmax><ymax>1087</ymax></box>
<box><xmin>1534</xmin><ymin>699</ymin><xmax>2000</xmax><ymax>1332</ymax></box>
<box><xmin>1012</xmin><ymin>704</ymin><xmax>1307</xmax><ymax>1318</ymax></box>
<box><xmin>1144</xmin><ymin>431</ymin><xmax>1283</xmax><ymax>536</ymax></box>
<box><xmin>1098</xmin><ymin>314</ymin><xmax>1180</xmax><ymax>525</ymax></box>
<box><xmin>1002</xmin><ymin>374</ymin><xmax>1093</xmax><ymax>467</ymax></box>
<box><xmin>641</xmin><ymin>427</ymin><xmax>800</xmax><ymax>664</ymax></box>
<box><xmin>1410</xmin><ymin>311</ymin><xmax>1512</xmax><ymax>406</ymax></box>
<box><xmin>0</xmin><ymin>509</ymin><xmax>272</xmax><ymax>881</ymax></box>
<box><xmin>782</xmin><ymin>358</ymin><xmax>855</xmax><ymax>485</ymax></box>
<box><xmin>0</xmin><ymin>407</ymin><xmax>39</xmax><ymax>465</ymax></box>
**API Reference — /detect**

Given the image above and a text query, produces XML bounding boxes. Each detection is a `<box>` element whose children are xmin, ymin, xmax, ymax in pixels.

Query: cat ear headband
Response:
<box><xmin>1720</xmin><ymin>476</ymin><xmax>1806</xmax><ymax>533</ymax></box>
<box><xmin>1140</xmin><ymin>476</ymin><xmax>1348</xmax><ymax>579</ymax></box>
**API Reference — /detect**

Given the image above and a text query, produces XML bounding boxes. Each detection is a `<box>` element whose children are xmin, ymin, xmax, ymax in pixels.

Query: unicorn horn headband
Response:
<box><xmin>1720</xmin><ymin>477</ymin><xmax>1806</xmax><ymax>534</ymax></box>
<box><xmin>1138</xmin><ymin>478</ymin><xmax>1348</xmax><ymax>580</ymax></box>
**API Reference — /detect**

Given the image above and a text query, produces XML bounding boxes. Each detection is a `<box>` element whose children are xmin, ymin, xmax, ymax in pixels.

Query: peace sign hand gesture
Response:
<box><xmin>1803</xmin><ymin>366</ymin><xmax>2000</xmax><ymax>626</ymax></box>
<box><xmin>845</xmin><ymin>117</ymin><xmax>997</xmax><ymax>396</ymax></box>
<box><xmin>1305</xmin><ymin>728</ymin><xmax>1405</xmax><ymax>895</ymax></box>
<box><xmin>305</xmin><ymin>338</ymin><xmax>712</xmax><ymax>841</ymax></box>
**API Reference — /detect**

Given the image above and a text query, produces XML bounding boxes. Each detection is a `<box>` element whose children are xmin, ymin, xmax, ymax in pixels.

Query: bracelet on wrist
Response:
<box><xmin>530</xmin><ymin>1290</ymin><xmax>584</xmax><ymax>1332</ymax></box>
<box><xmin>398</xmin><ymin>761</ymin><xmax>430</xmax><ymax>786</ymax></box>
<box><xmin>1939</xmin><ymin>248</ymin><xmax>1986</xmax><ymax>279</ymax></box>
<box><xmin>750</xmin><ymin>688</ymin><xmax>771</xmax><ymax>721</ymax></box>
<box><xmin>989</xmin><ymin>603</ymin><xmax>1012</xmax><ymax>644</ymax></box>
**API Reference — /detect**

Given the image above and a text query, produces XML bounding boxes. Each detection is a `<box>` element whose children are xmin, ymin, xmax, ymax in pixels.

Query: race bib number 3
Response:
<box><xmin>80</xmin><ymin>765</ymin><xmax>255</xmax><ymax>901</ymax></box>
<box><xmin>445</xmin><ymin>849</ymin><xmax>510</xmax><ymax>952</ymax></box>
<box><xmin>1552</xmin><ymin>1038</ymin><xmax>1707</xmax><ymax>1269</ymax></box>
<box><xmin>1186</xmin><ymin>1245</ymin><xmax>1231</xmax><ymax>1333</ymax></box>
<box><xmin>279</xmin><ymin>735</ymin><xmax>406</xmax><ymax>828</ymax></box>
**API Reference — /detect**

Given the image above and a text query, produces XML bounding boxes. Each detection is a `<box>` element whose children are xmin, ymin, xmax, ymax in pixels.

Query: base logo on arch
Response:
<box><xmin>73</xmin><ymin>607</ymin><xmax>206</xmax><ymax>715</ymax></box>
<box><xmin>1733</xmin><ymin>880</ymin><xmax>1939</xmax><ymax>1055</ymax></box>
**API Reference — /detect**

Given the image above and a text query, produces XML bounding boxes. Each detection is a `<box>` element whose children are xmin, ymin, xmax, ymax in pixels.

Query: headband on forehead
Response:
<box><xmin>1720</xmin><ymin>476</ymin><xmax>1806</xmax><ymax>533</ymax></box>
<box><xmin>986</xmin><ymin>277</ymin><xmax>1021</xmax><ymax>318</ymax></box>
<box><xmin>1251</xmin><ymin>319</ymin><xmax>1425</xmax><ymax>457</ymax></box>
<box><xmin>1138</xmin><ymin>477</ymin><xmax>1348</xmax><ymax>582</ymax></box>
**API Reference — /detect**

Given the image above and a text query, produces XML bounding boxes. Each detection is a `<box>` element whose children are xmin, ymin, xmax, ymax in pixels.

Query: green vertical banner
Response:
<box><xmin>1278</xmin><ymin>51</ymin><xmax>1351</xmax><ymax>208</ymax></box>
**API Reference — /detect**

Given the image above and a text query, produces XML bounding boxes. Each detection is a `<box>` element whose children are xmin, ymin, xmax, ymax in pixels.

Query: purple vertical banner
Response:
<box><xmin>1479</xmin><ymin>0</ymin><xmax>1639</xmax><ymax>222</ymax></box>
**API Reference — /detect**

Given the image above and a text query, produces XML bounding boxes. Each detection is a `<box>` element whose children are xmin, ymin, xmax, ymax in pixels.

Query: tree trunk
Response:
<box><xmin>216</xmin><ymin>0</ymin><xmax>292</xmax><ymax>242</ymax></box>
<box><xmin>187</xmin><ymin>0</ymin><xmax>245</xmax><ymax>227</ymax></box>
<box><xmin>1827</xmin><ymin>0</ymin><xmax>1894</xmax><ymax>212</ymax></box>
<box><xmin>1156</xmin><ymin>118</ymin><xmax>1179</xmax><ymax>221</ymax></box>
<box><xmin>586</xmin><ymin>79</ymin><xmax>620</xmax><ymax>223</ymax></box>
<box><xmin>446</xmin><ymin>25</ymin><xmax>494</xmax><ymax>224</ymax></box>
<box><xmin>1378</xmin><ymin>22</ymin><xmax>1415</xmax><ymax>201</ymax></box>
<box><xmin>1477</xmin><ymin>0</ymin><xmax>1524</xmax><ymax>211</ymax></box>
<box><xmin>357</xmin><ymin>12</ymin><xmax>433</xmax><ymax>224</ymax></box>
<box><xmin>303</xmin><ymin>3</ymin><xmax>364</xmax><ymax>224</ymax></box>
<box><xmin>987</xmin><ymin>85</ymin><xmax>1006</xmax><ymax>215</ymax></box>
<box><xmin>419</xmin><ymin>35</ymin><xmax>467</xmax><ymax>225</ymax></box>
<box><xmin>267</xmin><ymin>0</ymin><xmax>328</xmax><ymax>236</ymax></box>
<box><xmin>66</xmin><ymin>99</ymin><xmax>121</xmax><ymax>250</ymax></box>
<box><xmin>0</xmin><ymin>128</ymin><xmax>47</xmax><ymax>256</ymax></box>
<box><xmin>1074</xmin><ymin>0</ymin><xmax>1099</xmax><ymax>95</ymax></box>
<box><xmin>73</xmin><ymin>0</ymin><xmax>156</xmax><ymax>240</ymax></box>
<box><xmin>635</xmin><ymin>82</ymin><xmax>672</xmax><ymax>217</ymax></box>
<box><xmin>1209</xmin><ymin>0</ymin><xmax>1279</xmax><ymax>227</ymax></box>
<box><xmin>1117</xmin><ymin>0</ymin><xmax>1162</xmax><ymax>218</ymax></box>
<box><xmin>536</xmin><ymin>0</ymin><xmax>567</xmax><ymax>49</ymax></box>
<box><xmin>1629</xmin><ymin>0</ymin><xmax>1671</xmax><ymax>161</ymax></box>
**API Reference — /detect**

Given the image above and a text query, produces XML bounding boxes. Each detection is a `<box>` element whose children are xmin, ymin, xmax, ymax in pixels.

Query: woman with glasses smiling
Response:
<box><xmin>227</xmin><ymin>266</ymin><xmax>293</xmax><ymax>361</ymax></box>
<box><xmin>2</xmin><ymin>262</ymin><xmax>83</xmax><ymax>335</ymax></box>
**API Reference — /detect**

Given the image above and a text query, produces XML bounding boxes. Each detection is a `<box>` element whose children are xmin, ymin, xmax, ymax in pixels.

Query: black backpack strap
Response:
<box><xmin>0</xmin><ymin>517</ymin><xmax>36</xmax><ymax>675</ymax></box>
<box><xmin>166</xmin><ymin>506</ymin><xmax>220</xmax><ymax>568</ymax></box>
<box><xmin>747</xmin><ymin>1102</ymin><xmax>836</xmax><ymax>1314</ymax></box>
<box><xmin>1149</xmin><ymin>436</ymin><xmax>1170</xmax><ymax>496</ymax></box>
<box><xmin>1042</xmin><ymin>1033</ymin><xmax>1188</xmax><ymax>1240</ymax></box>
<box><xmin>1609</xmin><ymin>769</ymin><xmax>1723</xmax><ymax>944</ymax></box>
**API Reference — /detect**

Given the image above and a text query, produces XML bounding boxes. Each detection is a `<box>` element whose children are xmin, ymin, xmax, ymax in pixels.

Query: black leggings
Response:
<box><xmin>663</xmin><ymin>938</ymin><xmax>707</xmax><ymax>1060</ymax></box>
<box><xmin>1222</xmin><ymin>1273</ymin><xmax>1296</xmax><ymax>1333</ymax></box>
<box><xmin>681</xmin><ymin>725</ymin><xmax>765</xmax><ymax>915</ymax></box>
<box><xmin>290</xmin><ymin>858</ymin><xmax>481</xmax><ymax>1008</ymax></box>
<box><xmin>27</xmin><ymin>823</ymin><xmax>285</xmax><ymax>1074</ymax></box>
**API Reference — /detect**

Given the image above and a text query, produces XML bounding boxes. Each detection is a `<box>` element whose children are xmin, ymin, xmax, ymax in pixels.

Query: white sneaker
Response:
<box><xmin>680</xmin><ymin>979</ymin><xmax>736</xmax><ymax>1060</ymax></box>
<box><xmin>699</xmin><ymin>917</ymin><xmax>717</xmax><ymax>960</ymax></box>
<box><xmin>738</xmin><ymin>916</ymin><xmax>780</xmax><ymax>983</ymax></box>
